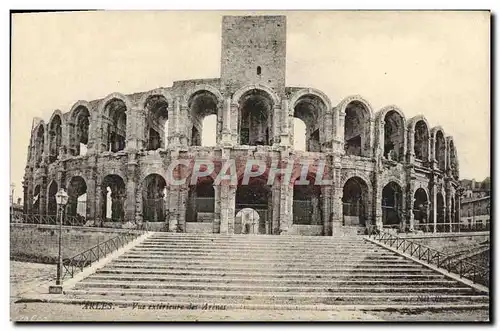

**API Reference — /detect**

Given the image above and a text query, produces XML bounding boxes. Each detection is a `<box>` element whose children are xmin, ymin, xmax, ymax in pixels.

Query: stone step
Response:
<box><xmin>64</xmin><ymin>289</ymin><xmax>489</xmax><ymax>305</ymax></box>
<box><xmin>105</xmin><ymin>261</ymin><xmax>419</xmax><ymax>270</ymax></box>
<box><xmin>97</xmin><ymin>266</ymin><xmax>435</xmax><ymax>276</ymax></box>
<box><xmin>128</xmin><ymin>248</ymin><xmax>388</xmax><ymax>255</ymax></box>
<box><xmin>121</xmin><ymin>252</ymin><xmax>400</xmax><ymax>261</ymax></box>
<box><xmin>83</xmin><ymin>275</ymin><xmax>465</xmax><ymax>289</ymax></box>
<box><xmin>148</xmin><ymin>234</ymin><xmax>362</xmax><ymax>241</ymax></box>
<box><xmin>113</xmin><ymin>256</ymin><xmax>408</xmax><ymax>265</ymax></box>
<box><xmin>75</xmin><ymin>280</ymin><xmax>474</xmax><ymax>294</ymax></box>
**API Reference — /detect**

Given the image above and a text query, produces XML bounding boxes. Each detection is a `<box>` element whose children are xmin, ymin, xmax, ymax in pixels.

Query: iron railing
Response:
<box><xmin>368</xmin><ymin>230</ymin><xmax>489</xmax><ymax>287</ymax></box>
<box><xmin>62</xmin><ymin>230</ymin><xmax>144</xmax><ymax>280</ymax></box>
<box><xmin>413</xmin><ymin>221</ymin><xmax>490</xmax><ymax>233</ymax></box>
<box><xmin>11</xmin><ymin>213</ymin><xmax>87</xmax><ymax>227</ymax></box>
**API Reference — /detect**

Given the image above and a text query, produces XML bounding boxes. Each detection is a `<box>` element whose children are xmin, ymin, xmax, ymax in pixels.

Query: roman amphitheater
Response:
<box><xmin>22</xmin><ymin>15</ymin><xmax>461</xmax><ymax>235</ymax></box>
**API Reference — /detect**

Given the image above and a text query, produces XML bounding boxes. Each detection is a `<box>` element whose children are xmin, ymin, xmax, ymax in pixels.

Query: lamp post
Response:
<box><xmin>49</xmin><ymin>188</ymin><xmax>68</xmax><ymax>294</ymax></box>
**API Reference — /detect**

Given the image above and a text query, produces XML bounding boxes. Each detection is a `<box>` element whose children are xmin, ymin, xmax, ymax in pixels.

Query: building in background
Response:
<box><xmin>459</xmin><ymin>177</ymin><xmax>490</xmax><ymax>230</ymax></box>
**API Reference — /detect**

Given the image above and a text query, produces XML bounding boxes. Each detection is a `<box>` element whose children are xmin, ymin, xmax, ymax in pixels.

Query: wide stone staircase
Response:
<box><xmin>64</xmin><ymin>232</ymin><xmax>489</xmax><ymax>311</ymax></box>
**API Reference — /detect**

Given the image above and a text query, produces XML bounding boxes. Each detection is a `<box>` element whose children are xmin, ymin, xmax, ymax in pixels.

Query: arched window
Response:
<box><xmin>48</xmin><ymin>115</ymin><xmax>62</xmax><ymax>163</ymax></box>
<box><xmin>383</xmin><ymin>111</ymin><xmax>405</xmax><ymax>162</ymax></box>
<box><xmin>414</xmin><ymin>120</ymin><xmax>429</xmax><ymax>161</ymax></box>
<box><xmin>238</xmin><ymin>89</ymin><xmax>273</xmax><ymax>146</ymax></box>
<box><xmin>344</xmin><ymin>101</ymin><xmax>370</xmax><ymax>157</ymax></box>
<box><xmin>435</xmin><ymin>130</ymin><xmax>446</xmax><ymax>171</ymax></box>
<box><xmin>293</xmin><ymin>94</ymin><xmax>327</xmax><ymax>152</ymax></box>
<box><xmin>104</xmin><ymin>98</ymin><xmax>127</xmax><ymax>152</ymax></box>
<box><xmin>382</xmin><ymin>182</ymin><xmax>403</xmax><ymax>227</ymax></box>
<box><xmin>101</xmin><ymin>175</ymin><xmax>126</xmax><ymax>222</ymax></box>
<box><xmin>292</xmin><ymin>118</ymin><xmax>306</xmax><ymax>151</ymax></box>
<box><xmin>145</xmin><ymin>95</ymin><xmax>169</xmax><ymax>150</ymax></box>
<box><xmin>188</xmin><ymin>90</ymin><xmax>219</xmax><ymax>147</ymax></box>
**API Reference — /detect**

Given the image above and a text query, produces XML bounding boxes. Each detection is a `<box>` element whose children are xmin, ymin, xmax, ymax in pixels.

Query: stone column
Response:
<box><xmin>221</xmin><ymin>98</ymin><xmax>233</xmax><ymax>146</ymax></box>
<box><xmin>230</xmin><ymin>102</ymin><xmax>239</xmax><ymax>145</ymax></box>
<box><xmin>125</xmin><ymin>153</ymin><xmax>138</xmax><ymax>225</ymax></box>
<box><xmin>446</xmin><ymin>188</ymin><xmax>452</xmax><ymax>232</ymax></box>
<box><xmin>430</xmin><ymin>180</ymin><xmax>437</xmax><ymax>233</ymax></box>
<box><xmin>280</xmin><ymin>99</ymin><xmax>291</xmax><ymax>147</ymax></box>
<box><xmin>407</xmin><ymin>181</ymin><xmax>415</xmax><ymax>232</ymax></box>
<box><xmin>373</xmin><ymin>173</ymin><xmax>383</xmax><ymax>230</ymax></box>
<box><xmin>177</xmin><ymin>185</ymin><xmax>188</xmax><ymax>232</ymax></box>
<box><xmin>367</xmin><ymin>119</ymin><xmax>375</xmax><ymax>157</ymax></box>
<box><xmin>219</xmin><ymin>184</ymin><xmax>236</xmax><ymax>234</ymax></box>
<box><xmin>167</xmin><ymin>184</ymin><xmax>179</xmax><ymax>232</ymax></box>
<box><xmin>407</xmin><ymin>127</ymin><xmax>415</xmax><ymax>164</ymax></box>
<box><xmin>179</xmin><ymin>104</ymin><xmax>189</xmax><ymax>147</ymax></box>
<box><xmin>338</xmin><ymin>112</ymin><xmax>346</xmax><ymax>153</ymax></box>
<box><xmin>39</xmin><ymin>172</ymin><xmax>47</xmax><ymax>215</ymax></box>
<box><xmin>213</xmin><ymin>185</ymin><xmax>221</xmax><ymax>233</ymax></box>
<box><xmin>321</xmin><ymin>185</ymin><xmax>332</xmax><ymax>235</ymax></box>
<box><xmin>278</xmin><ymin>182</ymin><xmax>292</xmax><ymax>235</ymax></box>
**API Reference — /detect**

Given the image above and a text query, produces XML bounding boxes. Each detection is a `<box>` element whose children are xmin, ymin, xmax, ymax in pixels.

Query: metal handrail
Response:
<box><xmin>368</xmin><ymin>230</ymin><xmax>489</xmax><ymax>287</ymax></box>
<box><xmin>61</xmin><ymin>230</ymin><xmax>144</xmax><ymax>280</ymax></box>
<box><xmin>10</xmin><ymin>213</ymin><xmax>87</xmax><ymax>227</ymax></box>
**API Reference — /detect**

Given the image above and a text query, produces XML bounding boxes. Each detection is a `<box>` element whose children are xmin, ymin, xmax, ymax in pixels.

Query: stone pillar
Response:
<box><xmin>279</xmin><ymin>182</ymin><xmax>292</xmax><ymax>235</ymax></box>
<box><xmin>39</xmin><ymin>172</ymin><xmax>47</xmax><ymax>215</ymax></box>
<box><xmin>219</xmin><ymin>184</ymin><xmax>236</xmax><ymax>234</ymax></box>
<box><xmin>446</xmin><ymin>188</ymin><xmax>452</xmax><ymax>232</ymax></box>
<box><xmin>430</xmin><ymin>180</ymin><xmax>437</xmax><ymax>233</ymax></box>
<box><xmin>367</xmin><ymin>119</ymin><xmax>375</xmax><ymax>157</ymax></box>
<box><xmin>230</xmin><ymin>102</ymin><xmax>239</xmax><ymax>145</ymax></box>
<box><xmin>169</xmin><ymin>97</ymin><xmax>181</xmax><ymax>147</ymax></box>
<box><xmin>280</xmin><ymin>99</ymin><xmax>291</xmax><ymax>147</ymax></box>
<box><xmin>373</xmin><ymin>173</ymin><xmax>383</xmax><ymax>230</ymax></box>
<box><xmin>179</xmin><ymin>104</ymin><xmax>189</xmax><ymax>147</ymax></box>
<box><xmin>338</xmin><ymin>111</ymin><xmax>346</xmax><ymax>153</ymax></box>
<box><xmin>167</xmin><ymin>184</ymin><xmax>179</xmax><ymax>232</ymax></box>
<box><xmin>321</xmin><ymin>185</ymin><xmax>332</xmax><ymax>235</ymax></box>
<box><xmin>407</xmin><ymin>181</ymin><xmax>415</xmax><ymax>232</ymax></box>
<box><xmin>213</xmin><ymin>185</ymin><xmax>221</xmax><ymax>233</ymax></box>
<box><xmin>221</xmin><ymin>98</ymin><xmax>233</xmax><ymax>146</ymax></box>
<box><xmin>407</xmin><ymin>127</ymin><xmax>415</xmax><ymax>164</ymax></box>
<box><xmin>177</xmin><ymin>185</ymin><xmax>188</xmax><ymax>232</ymax></box>
<box><xmin>125</xmin><ymin>153</ymin><xmax>138</xmax><ymax>224</ymax></box>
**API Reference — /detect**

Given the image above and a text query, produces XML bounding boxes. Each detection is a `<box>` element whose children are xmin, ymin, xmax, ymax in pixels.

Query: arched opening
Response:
<box><xmin>382</xmin><ymin>181</ymin><xmax>403</xmax><ymax>227</ymax></box>
<box><xmin>70</xmin><ymin>106</ymin><xmax>91</xmax><ymax>156</ymax></box>
<box><xmin>235</xmin><ymin>176</ymin><xmax>270</xmax><ymax>234</ymax></box>
<box><xmin>187</xmin><ymin>177</ymin><xmax>215</xmax><ymax>223</ymax></box>
<box><xmin>383</xmin><ymin>111</ymin><xmax>405</xmax><ymax>162</ymax></box>
<box><xmin>292</xmin><ymin>179</ymin><xmax>323</xmax><ymax>225</ymax></box>
<box><xmin>414</xmin><ymin>120</ymin><xmax>429</xmax><ymax>161</ymax></box>
<box><xmin>142</xmin><ymin>174</ymin><xmax>167</xmax><ymax>222</ymax></box>
<box><xmin>292</xmin><ymin>118</ymin><xmax>306</xmax><ymax>151</ymax></box>
<box><xmin>449</xmin><ymin>140</ymin><xmax>459</xmax><ymax>179</ymax></box>
<box><xmin>238</xmin><ymin>90</ymin><xmax>273</xmax><ymax>146</ymax></box>
<box><xmin>293</xmin><ymin>94</ymin><xmax>326</xmax><ymax>152</ymax></box>
<box><xmin>48</xmin><ymin>115</ymin><xmax>62</xmax><ymax>164</ymax></box>
<box><xmin>33</xmin><ymin>185</ymin><xmax>41</xmax><ymax>214</ymax></box>
<box><xmin>34</xmin><ymin>125</ymin><xmax>45</xmax><ymax>167</ymax></box>
<box><xmin>435</xmin><ymin>130</ymin><xmax>446</xmax><ymax>171</ymax></box>
<box><xmin>67</xmin><ymin>176</ymin><xmax>87</xmax><ymax>222</ymax></box>
<box><xmin>189</xmin><ymin>91</ymin><xmax>218</xmax><ymax>147</ymax></box>
<box><xmin>145</xmin><ymin>95</ymin><xmax>169</xmax><ymax>150</ymax></box>
<box><xmin>104</xmin><ymin>98</ymin><xmax>127</xmax><ymax>152</ymax></box>
<box><xmin>201</xmin><ymin>114</ymin><xmax>217</xmax><ymax>146</ymax></box>
<box><xmin>342</xmin><ymin>177</ymin><xmax>369</xmax><ymax>226</ymax></box>
<box><xmin>101</xmin><ymin>175</ymin><xmax>126</xmax><ymax>222</ymax></box>
<box><xmin>344</xmin><ymin>101</ymin><xmax>370</xmax><ymax>157</ymax></box>
<box><xmin>413</xmin><ymin>188</ymin><xmax>429</xmax><ymax>229</ymax></box>
<box><xmin>436</xmin><ymin>192</ymin><xmax>446</xmax><ymax>231</ymax></box>
<box><xmin>235</xmin><ymin>208</ymin><xmax>262</xmax><ymax>234</ymax></box>
<box><xmin>47</xmin><ymin>181</ymin><xmax>58</xmax><ymax>216</ymax></box>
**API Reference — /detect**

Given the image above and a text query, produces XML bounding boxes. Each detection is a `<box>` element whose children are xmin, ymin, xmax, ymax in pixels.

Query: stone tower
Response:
<box><xmin>220</xmin><ymin>15</ymin><xmax>287</xmax><ymax>96</ymax></box>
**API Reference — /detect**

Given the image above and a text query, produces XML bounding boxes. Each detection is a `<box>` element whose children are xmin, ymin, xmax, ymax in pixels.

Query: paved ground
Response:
<box><xmin>10</xmin><ymin>261</ymin><xmax>490</xmax><ymax>322</ymax></box>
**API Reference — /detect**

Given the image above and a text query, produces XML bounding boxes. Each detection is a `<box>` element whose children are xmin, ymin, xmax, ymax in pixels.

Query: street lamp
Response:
<box><xmin>49</xmin><ymin>188</ymin><xmax>68</xmax><ymax>294</ymax></box>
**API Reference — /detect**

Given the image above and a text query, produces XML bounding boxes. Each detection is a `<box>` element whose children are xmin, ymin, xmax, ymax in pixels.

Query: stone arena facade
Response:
<box><xmin>22</xmin><ymin>15</ymin><xmax>461</xmax><ymax>235</ymax></box>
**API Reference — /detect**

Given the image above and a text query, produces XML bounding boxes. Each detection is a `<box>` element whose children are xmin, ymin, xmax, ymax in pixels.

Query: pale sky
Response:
<box><xmin>10</xmin><ymin>11</ymin><xmax>490</xmax><ymax>201</ymax></box>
